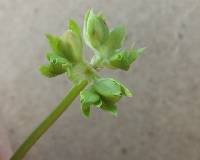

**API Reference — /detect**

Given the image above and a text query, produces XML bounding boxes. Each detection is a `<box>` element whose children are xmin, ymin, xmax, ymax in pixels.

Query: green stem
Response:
<box><xmin>10</xmin><ymin>80</ymin><xmax>88</xmax><ymax>160</ymax></box>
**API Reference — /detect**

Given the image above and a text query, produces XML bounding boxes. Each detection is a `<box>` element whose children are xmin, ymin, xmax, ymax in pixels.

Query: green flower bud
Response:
<box><xmin>46</xmin><ymin>20</ymin><xmax>83</xmax><ymax>64</ymax></box>
<box><xmin>80</xmin><ymin>86</ymin><xmax>120</xmax><ymax>117</ymax></box>
<box><xmin>93</xmin><ymin>78</ymin><xmax>132</xmax><ymax>103</ymax></box>
<box><xmin>78</xmin><ymin>78</ymin><xmax>132</xmax><ymax>117</ymax></box>
<box><xmin>80</xmin><ymin>88</ymin><xmax>102</xmax><ymax>117</ymax></box>
<box><xmin>40</xmin><ymin>9</ymin><xmax>143</xmax><ymax>119</ymax></box>
<box><xmin>84</xmin><ymin>9</ymin><xmax>109</xmax><ymax>50</ymax></box>
<box><xmin>109</xmin><ymin>50</ymin><xmax>130</xmax><ymax>70</ymax></box>
<box><xmin>109</xmin><ymin>48</ymin><xmax>144</xmax><ymax>70</ymax></box>
<box><xmin>60</xmin><ymin>30</ymin><xmax>82</xmax><ymax>63</ymax></box>
<box><xmin>39</xmin><ymin>52</ymin><xmax>71</xmax><ymax>78</ymax></box>
<box><xmin>39</xmin><ymin>60</ymin><xmax>67</xmax><ymax>78</ymax></box>
<box><xmin>80</xmin><ymin>89</ymin><xmax>100</xmax><ymax>105</ymax></box>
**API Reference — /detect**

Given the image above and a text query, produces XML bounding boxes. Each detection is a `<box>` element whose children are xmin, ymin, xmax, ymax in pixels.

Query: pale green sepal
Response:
<box><xmin>128</xmin><ymin>47</ymin><xmax>145</xmax><ymax>63</ymax></box>
<box><xmin>61</xmin><ymin>30</ymin><xmax>83</xmax><ymax>62</ymax></box>
<box><xmin>80</xmin><ymin>88</ymin><xmax>100</xmax><ymax>105</ymax></box>
<box><xmin>106</xmin><ymin>26</ymin><xmax>125</xmax><ymax>50</ymax></box>
<box><xmin>93</xmin><ymin>78</ymin><xmax>122</xmax><ymax>103</ymax></box>
<box><xmin>39</xmin><ymin>62</ymin><xmax>66</xmax><ymax>78</ymax></box>
<box><xmin>81</xmin><ymin>103</ymin><xmax>90</xmax><ymax>118</ymax></box>
<box><xmin>46</xmin><ymin>52</ymin><xmax>71</xmax><ymax>65</ymax></box>
<box><xmin>121</xmin><ymin>84</ymin><xmax>133</xmax><ymax>97</ymax></box>
<box><xmin>68</xmin><ymin>19</ymin><xmax>81</xmax><ymax>36</ymax></box>
<box><xmin>84</xmin><ymin>9</ymin><xmax>109</xmax><ymax>50</ymax></box>
<box><xmin>109</xmin><ymin>47</ymin><xmax>144</xmax><ymax>71</ymax></box>
<box><xmin>114</xmin><ymin>80</ymin><xmax>133</xmax><ymax>97</ymax></box>
<box><xmin>100</xmin><ymin>103</ymin><xmax>118</xmax><ymax>116</ymax></box>
<box><xmin>46</xmin><ymin>34</ymin><xmax>63</xmax><ymax>54</ymax></box>
<box><xmin>46</xmin><ymin>34</ymin><xmax>60</xmax><ymax>52</ymax></box>
<box><xmin>109</xmin><ymin>51</ymin><xmax>130</xmax><ymax>70</ymax></box>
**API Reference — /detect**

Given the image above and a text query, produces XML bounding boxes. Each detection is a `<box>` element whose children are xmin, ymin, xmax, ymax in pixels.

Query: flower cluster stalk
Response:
<box><xmin>10</xmin><ymin>80</ymin><xmax>88</xmax><ymax>160</ymax></box>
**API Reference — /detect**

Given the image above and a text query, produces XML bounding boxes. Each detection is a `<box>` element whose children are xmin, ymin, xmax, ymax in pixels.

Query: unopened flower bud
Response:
<box><xmin>61</xmin><ymin>30</ymin><xmax>82</xmax><ymax>63</ymax></box>
<box><xmin>84</xmin><ymin>10</ymin><xmax>109</xmax><ymax>50</ymax></box>
<box><xmin>109</xmin><ymin>48</ymin><xmax>144</xmax><ymax>70</ymax></box>
<box><xmin>80</xmin><ymin>88</ymin><xmax>102</xmax><ymax>117</ymax></box>
<box><xmin>93</xmin><ymin>78</ymin><xmax>132</xmax><ymax>103</ymax></box>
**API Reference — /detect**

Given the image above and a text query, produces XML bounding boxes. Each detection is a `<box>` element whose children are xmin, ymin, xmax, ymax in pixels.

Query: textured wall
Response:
<box><xmin>0</xmin><ymin>0</ymin><xmax>200</xmax><ymax>160</ymax></box>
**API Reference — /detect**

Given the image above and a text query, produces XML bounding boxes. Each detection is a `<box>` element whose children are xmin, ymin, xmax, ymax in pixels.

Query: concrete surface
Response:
<box><xmin>0</xmin><ymin>0</ymin><xmax>200</xmax><ymax>160</ymax></box>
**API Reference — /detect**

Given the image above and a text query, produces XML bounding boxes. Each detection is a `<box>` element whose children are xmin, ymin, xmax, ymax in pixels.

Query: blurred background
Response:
<box><xmin>0</xmin><ymin>0</ymin><xmax>200</xmax><ymax>159</ymax></box>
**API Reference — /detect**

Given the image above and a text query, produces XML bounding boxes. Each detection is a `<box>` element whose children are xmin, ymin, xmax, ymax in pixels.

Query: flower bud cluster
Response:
<box><xmin>80</xmin><ymin>78</ymin><xmax>132</xmax><ymax>117</ymax></box>
<box><xmin>84</xmin><ymin>10</ymin><xmax>144</xmax><ymax>70</ymax></box>
<box><xmin>39</xmin><ymin>9</ymin><xmax>143</xmax><ymax>117</ymax></box>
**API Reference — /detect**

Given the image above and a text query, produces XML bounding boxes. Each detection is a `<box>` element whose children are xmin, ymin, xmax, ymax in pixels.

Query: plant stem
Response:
<box><xmin>10</xmin><ymin>80</ymin><xmax>88</xmax><ymax>160</ymax></box>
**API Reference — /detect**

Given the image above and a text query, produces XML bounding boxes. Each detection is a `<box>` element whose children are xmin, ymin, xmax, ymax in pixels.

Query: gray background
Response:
<box><xmin>0</xmin><ymin>0</ymin><xmax>200</xmax><ymax>160</ymax></box>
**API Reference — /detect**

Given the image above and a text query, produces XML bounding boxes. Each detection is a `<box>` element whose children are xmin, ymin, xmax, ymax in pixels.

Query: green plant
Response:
<box><xmin>10</xmin><ymin>9</ymin><xmax>144</xmax><ymax>160</ymax></box>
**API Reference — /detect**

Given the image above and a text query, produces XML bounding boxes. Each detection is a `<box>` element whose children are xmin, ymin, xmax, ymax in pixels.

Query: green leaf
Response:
<box><xmin>68</xmin><ymin>19</ymin><xmax>81</xmax><ymax>36</ymax></box>
<box><xmin>106</xmin><ymin>26</ymin><xmax>125</xmax><ymax>50</ymax></box>
<box><xmin>100</xmin><ymin>103</ymin><xmax>118</xmax><ymax>116</ymax></box>
<box><xmin>81</xmin><ymin>103</ymin><xmax>90</xmax><ymax>118</ymax></box>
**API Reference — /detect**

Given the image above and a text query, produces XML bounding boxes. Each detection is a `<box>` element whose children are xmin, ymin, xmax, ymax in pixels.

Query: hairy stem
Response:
<box><xmin>10</xmin><ymin>80</ymin><xmax>88</xmax><ymax>160</ymax></box>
